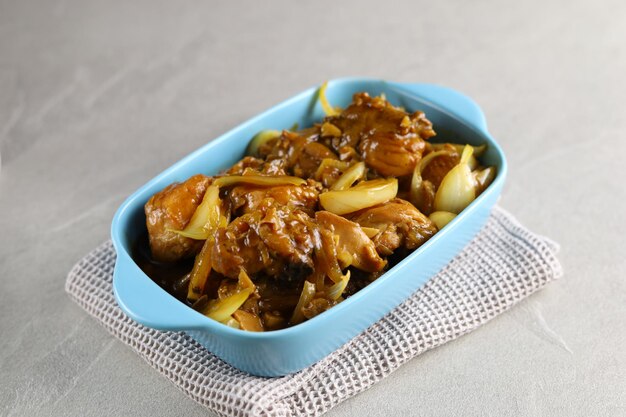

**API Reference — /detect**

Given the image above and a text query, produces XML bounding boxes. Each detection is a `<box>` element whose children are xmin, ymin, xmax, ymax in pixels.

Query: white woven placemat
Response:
<box><xmin>65</xmin><ymin>206</ymin><xmax>562</xmax><ymax>417</ymax></box>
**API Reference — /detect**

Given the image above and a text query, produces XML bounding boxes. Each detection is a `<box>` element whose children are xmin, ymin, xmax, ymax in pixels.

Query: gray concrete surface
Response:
<box><xmin>1</xmin><ymin>0</ymin><xmax>625</xmax><ymax>415</ymax></box>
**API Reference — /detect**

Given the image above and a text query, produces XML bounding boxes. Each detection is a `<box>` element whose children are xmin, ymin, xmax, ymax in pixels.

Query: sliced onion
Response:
<box><xmin>431</xmin><ymin>143</ymin><xmax>486</xmax><ymax>169</ymax></box>
<box><xmin>237</xmin><ymin>268</ymin><xmax>255</xmax><ymax>291</ymax></box>
<box><xmin>429</xmin><ymin>211</ymin><xmax>457</xmax><ymax>229</ymax></box>
<box><xmin>314</xmin><ymin>158</ymin><xmax>350</xmax><ymax>181</ymax></box>
<box><xmin>315</xmin><ymin>229</ymin><xmax>345</xmax><ymax>283</ymax></box>
<box><xmin>330</xmin><ymin>162</ymin><xmax>366</xmax><ymax>191</ymax></box>
<box><xmin>320</xmin><ymin>122</ymin><xmax>342</xmax><ymax>138</ymax></box>
<box><xmin>246</xmin><ymin>130</ymin><xmax>281</xmax><ymax>156</ymax></box>
<box><xmin>320</xmin><ymin>178</ymin><xmax>398</xmax><ymax>215</ymax></box>
<box><xmin>410</xmin><ymin>150</ymin><xmax>450</xmax><ymax>209</ymax></box>
<box><xmin>290</xmin><ymin>281</ymin><xmax>316</xmax><ymax>325</ymax></box>
<box><xmin>222</xmin><ymin>317</ymin><xmax>241</xmax><ymax>329</ymax></box>
<box><xmin>202</xmin><ymin>287</ymin><xmax>254</xmax><ymax>323</ymax></box>
<box><xmin>432</xmin><ymin>142</ymin><xmax>487</xmax><ymax>157</ymax></box>
<box><xmin>319</xmin><ymin>81</ymin><xmax>341</xmax><ymax>116</ymax></box>
<box><xmin>327</xmin><ymin>271</ymin><xmax>351</xmax><ymax>301</ymax></box>
<box><xmin>213</xmin><ymin>175</ymin><xmax>306</xmax><ymax>188</ymax></box>
<box><xmin>360</xmin><ymin>226</ymin><xmax>380</xmax><ymax>238</ymax></box>
<box><xmin>233</xmin><ymin>309</ymin><xmax>263</xmax><ymax>331</ymax></box>
<box><xmin>434</xmin><ymin>145</ymin><xmax>476</xmax><ymax>214</ymax></box>
<box><xmin>170</xmin><ymin>184</ymin><xmax>221</xmax><ymax>240</ymax></box>
<box><xmin>187</xmin><ymin>238</ymin><xmax>214</xmax><ymax>301</ymax></box>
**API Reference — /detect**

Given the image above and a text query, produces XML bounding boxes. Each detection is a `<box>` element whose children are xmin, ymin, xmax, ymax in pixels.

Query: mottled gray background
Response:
<box><xmin>1</xmin><ymin>0</ymin><xmax>625</xmax><ymax>416</ymax></box>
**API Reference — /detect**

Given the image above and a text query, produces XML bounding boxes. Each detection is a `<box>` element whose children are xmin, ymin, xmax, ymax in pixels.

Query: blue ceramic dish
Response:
<box><xmin>112</xmin><ymin>78</ymin><xmax>507</xmax><ymax>377</ymax></box>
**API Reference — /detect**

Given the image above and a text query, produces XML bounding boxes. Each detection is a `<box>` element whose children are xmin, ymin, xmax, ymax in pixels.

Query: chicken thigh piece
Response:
<box><xmin>144</xmin><ymin>174</ymin><xmax>211</xmax><ymax>262</ymax></box>
<box><xmin>210</xmin><ymin>199</ymin><xmax>317</xmax><ymax>285</ymax></box>
<box><xmin>350</xmin><ymin>198</ymin><xmax>437</xmax><ymax>256</ymax></box>
<box><xmin>315</xmin><ymin>211</ymin><xmax>386</xmax><ymax>273</ymax></box>
<box><xmin>323</xmin><ymin>93</ymin><xmax>436</xmax><ymax>177</ymax></box>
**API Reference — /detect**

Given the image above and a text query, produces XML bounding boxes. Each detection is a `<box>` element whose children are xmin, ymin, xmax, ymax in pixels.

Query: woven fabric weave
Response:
<box><xmin>65</xmin><ymin>206</ymin><xmax>562</xmax><ymax>417</ymax></box>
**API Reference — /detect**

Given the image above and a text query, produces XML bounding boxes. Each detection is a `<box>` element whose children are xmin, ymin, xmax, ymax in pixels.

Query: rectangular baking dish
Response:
<box><xmin>112</xmin><ymin>78</ymin><xmax>507</xmax><ymax>377</ymax></box>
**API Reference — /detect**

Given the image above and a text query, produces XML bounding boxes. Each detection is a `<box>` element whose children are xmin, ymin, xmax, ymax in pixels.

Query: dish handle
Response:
<box><xmin>391</xmin><ymin>82</ymin><xmax>488</xmax><ymax>133</ymax></box>
<box><xmin>113</xmin><ymin>252</ymin><xmax>206</xmax><ymax>331</ymax></box>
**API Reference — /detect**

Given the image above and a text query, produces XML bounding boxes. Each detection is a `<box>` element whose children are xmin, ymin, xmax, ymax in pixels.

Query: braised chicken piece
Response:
<box><xmin>145</xmin><ymin>174</ymin><xmax>211</xmax><ymax>262</ymax></box>
<box><xmin>315</xmin><ymin>211</ymin><xmax>386</xmax><ymax>272</ymax></box>
<box><xmin>259</xmin><ymin>129</ymin><xmax>339</xmax><ymax>178</ymax></box>
<box><xmin>224</xmin><ymin>156</ymin><xmax>266</xmax><ymax>175</ymax></box>
<box><xmin>350</xmin><ymin>198</ymin><xmax>437</xmax><ymax>257</ymax></box>
<box><xmin>210</xmin><ymin>199</ymin><xmax>317</xmax><ymax>284</ymax></box>
<box><xmin>323</xmin><ymin>93</ymin><xmax>436</xmax><ymax>177</ymax></box>
<box><xmin>224</xmin><ymin>155</ymin><xmax>288</xmax><ymax>177</ymax></box>
<box><xmin>229</xmin><ymin>179</ymin><xmax>321</xmax><ymax>217</ymax></box>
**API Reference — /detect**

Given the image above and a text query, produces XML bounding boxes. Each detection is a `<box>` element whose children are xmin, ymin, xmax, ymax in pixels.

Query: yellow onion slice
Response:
<box><xmin>314</xmin><ymin>158</ymin><xmax>350</xmax><ymax>183</ymax></box>
<box><xmin>320</xmin><ymin>122</ymin><xmax>342</xmax><ymax>138</ymax></box>
<box><xmin>187</xmin><ymin>238</ymin><xmax>214</xmax><ymax>301</ymax></box>
<box><xmin>320</xmin><ymin>178</ymin><xmax>398</xmax><ymax>215</ymax></box>
<box><xmin>319</xmin><ymin>81</ymin><xmax>341</xmax><ymax>116</ymax></box>
<box><xmin>233</xmin><ymin>309</ymin><xmax>263</xmax><ymax>332</ymax></box>
<box><xmin>202</xmin><ymin>287</ymin><xmax>254</xmax><ymax>323</ymax></box>
<box><xmin>315</xmin><ymin>229</ymin><xmax>345</xmax><ymax>284</ymax></box>
<box><xmin>410</xmin><ymin>150</ymin><xmax>450</xmax><ymax>209</ymax></box>
<box><xmin>428</xmin><ymin>211</ymin><xmax>457</xmax><ymax>229</ymax></box>
<box><xmin>246</xmin><ymin>130</ymin><xmax>281</xmax><ymax>156</ymax></box>
<box><xmin>431</xmin><ymin>143</ymin><xmax>486</xmax><ymax>169</ymax></box>
<box><xmin>290</xmin><ymin>281</ymin><xmax>316</xmax><ymax>325</ymax></box>
<box><xmin>170</xmin><ymin>184</ymin><xmax>221</xmax><ymax>240</ymax></box>
<box><xmin>434</xmin><ymin>145</ymin><xmax>476</xmax><ymax>214</ymax></box>
<box><xmin>237</xmin><ymin>268</ymin><xmax>255</xmax><ymax>291</ymax></box>
<box><xmin>330</xmin><ymin>162</ymin><xmax>366</xmax><ymax>191</ymax></box>
<box><xmin>360</xmin><ymin>226</ymin><xmax>380</xmax><ymax>238</ymax></box>
<box><xmin>327</xmin><ymin>271</ymin><xmax>351</xmax><ymax>300</ymax></box>
<box><xmin>214</xmin><ymin>175</ymin><xmax>306</xmax><ymax>187</ymax></box>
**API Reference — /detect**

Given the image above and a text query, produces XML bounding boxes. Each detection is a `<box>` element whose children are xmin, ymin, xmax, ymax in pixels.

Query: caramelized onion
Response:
<box><xmin>320</xmin><ymin>178</ymin><xmax>398</xmax><ymax>215</ymax></box>
<box><xmin>246</xmin><ymin>130</ymin><xmax>281</xmax><ymax>157</ymax></box>
<box><xmin>330</xmin><ymin>162</ymin><xmax>366</xmax><ymax>191</ymax></box>
<box><xmin>410</xmin><ymin>150</ymin><xmax>450</xmax><ymax>211</ymax></box>
<box><xmin>431</xmin><ymin>143</ymin><xmax>486</xmax><ymax>170</ymax></box>
<box><xmin>201</xmin><ymin>287</ymin><xmax>254</xmax><ymax>323</ymax></box>
<box><xmin>214</xmin><ymin>175</ymin><xmax>306</xmax><ymax>187</ymax></box>
<box><xmin>434</xmin><ymin>145</ymin><xmax>476</xmax><ymax>214</ymax></box>
<box><xmin>319</xmin><ymin>81</ymin><xmax>341</xmax><ymax>116</ymax></box>
<box><xmin>170</xmin><ymin>184</ymin><xmax>221</xmax><ymax>240</ymax></box>
<box><xmin>290</xmin><ymin>281</ymin><xmax>316</xmax><ymax>325</ymax></box>
<box><xmin>327</xmin><ymin>271</ymin><xmax>350</xmax><ymax>300</ymax></box>
<box><xmin>428</xmin><ymin>211</ymin><xmax>457</xmax><ymax>229</ymax></box>
<box><xmin>186</xmin><ymin>238</ymin><xmax>214</xmax><ymax>301</ymax></box>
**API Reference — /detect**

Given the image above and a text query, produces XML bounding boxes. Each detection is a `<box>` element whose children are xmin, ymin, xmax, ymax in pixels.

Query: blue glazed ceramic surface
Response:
<box><xmin>112</xmin><ymin>78</ymin><xmax>507</xmax><ymax>376</ymax></box>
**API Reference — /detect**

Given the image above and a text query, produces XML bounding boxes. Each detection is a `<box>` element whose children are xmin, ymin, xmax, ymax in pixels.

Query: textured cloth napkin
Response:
<box><xmin>65</xmin><ymin>206</ymin><xmax>562</xmax><ymax>417</ymax></box>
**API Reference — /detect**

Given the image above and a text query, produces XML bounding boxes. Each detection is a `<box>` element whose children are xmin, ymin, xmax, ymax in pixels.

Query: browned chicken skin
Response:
<box><xmin>144</xmin><ymin>174</ymin><xmax>210</xmax><ymax>262</ymax></box>
<box><xmin>260</xmin><ymin>129</ymin><xmax>338</xmax><ymax>178</ymax></box>
<box><xmin>229</xmin><ymin>180</ymin><xmax>321</xmax><ymax>217</ymax></box>
<box><xmin>225</xmin><ymin>156</ymin><xmax>287</xmax><ymax>176</ymax></box>
<box><xmin>211</xmin><ymin>199</ymin><xmax>317</xmax><ymax>283</ymax></box>
<box><xmin>350</xmin><ymin>198</ymin><xmax>437</xmax><ymax>256</ymax></box>
<box><xmin>315</xmin><ymin>211</ymin><xmax>386</xmax><ymax>272</ymax></box>
<box><xmin>324</xmin><ymin>93</ymin><xmax>436</xmax><ymax>177</ymax></box>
